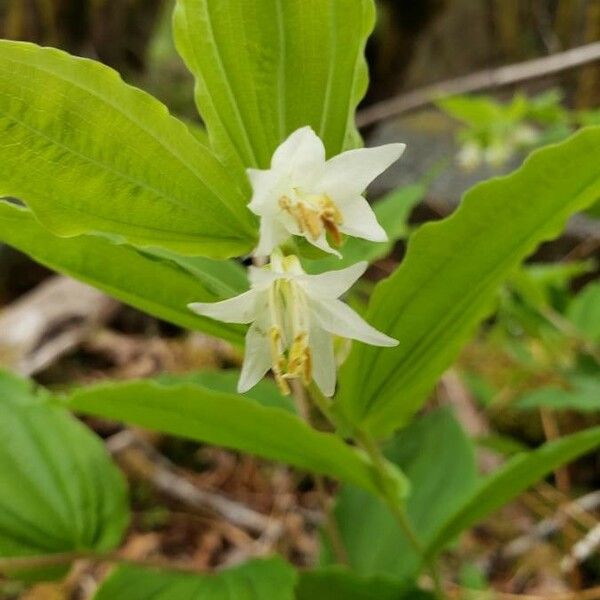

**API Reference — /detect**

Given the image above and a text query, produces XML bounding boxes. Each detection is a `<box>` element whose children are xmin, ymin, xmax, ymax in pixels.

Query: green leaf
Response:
<box><xmin>0</xmin><ymin>40</ymin><xmax>256</xmax><ymax>257</ymax></box>
<box><xmin>517</xmin><ymin>376</ymin><xmax>600</xmax><ymax>412</ymax></box>
<box><xmin>305</xmin><ymin>183</ymin><xmax>426</xmax><ymax>274</ymax></box>
<box><xmin>509</xmin><ymin>260</ymin><xmax>596</xmax><ymax>309</ymax></box>
<box><xmin>148</xmin><ymin>249</ymin><xmax>249</xmax><ymax>297</ymax></box>
<box><xmin>568</xmin><ymin>281</ymin><xmax>600</xmax><ymax>342</ymax></box>
<box><xmin>64</xmin><ymin>379</ymin><xmax>383</xmax><ymax>496</ymax></box>
<box><xmin>437</xmin><ymin>95</ymin><xmax>504</xmax><ymax>127</ymax></box>
<box><xmin>0</xmin><ymin>203</ymin><xmax>245</xmax><ymax>346</ymax></box>
<box><xmin>426</xmin><ymin>425</ymin><xmax>600</xmax><ymax>558</ymax></box>
<box><xmin>156</xmin><ymin>370</ymin><xmax>296</xmax><ymax>413</ymax></box>
<box><xmin>296</xmin><ymin>568</ymin><xmax>431</xmax><ymax>600</ymax></box>
<box><xmin>173</xmin><ymin>0</ymin><xmax>375</xmax><ymax>173</ymax></box>
<box><xmin>0</xmin><ymin>371</ymin><xmax>129</xmax><ymax>580</ymax></box>
<box><xmin>338</xmin><ymin>127</ymin><xmax>600</xmax><ymax>438</ymax></box>
<box><xmin>324</xmin><ymin>409</ymin><xmax>476</xmax><ymax>582</ymax></box>
<box><xmin>93</xmin><ymin>557</ymin><xmax>296</xmax><ymax>600</ymax></box>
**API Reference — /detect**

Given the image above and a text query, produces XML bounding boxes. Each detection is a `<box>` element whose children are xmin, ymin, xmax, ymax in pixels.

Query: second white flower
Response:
<box><xmin>247</xmin><ymin>126</ymin><xmax>406</xmax><ymax>257</ymax></box>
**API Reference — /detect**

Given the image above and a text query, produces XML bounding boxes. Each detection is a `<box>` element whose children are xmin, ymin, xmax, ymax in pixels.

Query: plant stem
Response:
<box><xmin>314</xmin><ymin>474</ymin><xmax>350</xmax><ymax>565</ymax></box>
<box><xmin>291</xmin><ymin>380</ymin><xmax>349</xmax><ymax>565</ymax></box>
<box><xmin>306</xmin><ymin>384</ymin><xmax>444</xmax><ymax>596</ymax></box>
<box><xmin>0</xmin><ymin>551</ymin><xmax>94</xmax><ymax>572</ymax></box>
<box><xmin>356</xmin><ymin>431</ymin><xmax>446</xmax><ymax>599</ymax></box>
<box><xmin>0</xmin><ymin>550</ymin><xmax>204</xmax><ymax>574</ymax></box>
<box><xmin>306</xmin><ymin>381</ymin><xmax>340</xmax><ymax>428</ymax></box>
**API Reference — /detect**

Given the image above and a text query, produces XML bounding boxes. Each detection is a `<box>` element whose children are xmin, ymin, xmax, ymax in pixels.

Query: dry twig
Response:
<box><xmin>357</xmin><ymin>42</ymin><xmax>600</xmax><ymax>127</ymax></box>
<box><xmin>106</xmin><ymin>429</ymin><xmax>279</xmax><ymax>535</ymax></box>
<box><xmin>0</xmin><ymin>276</ymin><xmax>118</xmax><ymax>376</ymax></box>
<box><xmin>503</xmin><ymin>491</ymin><xmax>600</xmax><ymax>559</ymax></box>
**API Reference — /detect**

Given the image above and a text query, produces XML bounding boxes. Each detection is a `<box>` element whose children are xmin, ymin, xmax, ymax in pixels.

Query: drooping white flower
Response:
<box><xmin>247</xmin><ymin>126</ymin><xmax>406</xmax><ymax>257</ymax></box>
<box><xmin>189</xmin><ymin>251</ymin><xmax>397</xmax><ymax>396</ymax></box>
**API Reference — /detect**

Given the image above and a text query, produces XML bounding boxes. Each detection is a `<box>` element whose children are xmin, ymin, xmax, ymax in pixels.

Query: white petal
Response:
<box><xmin>248</xmin><ymin>265</ymin><xmax>278</xmax><ymax>288</ymax></box>
<box><xmin>317</xmin><ymin>143</ymin><xmax>406</xmax><ymax>199</ymax></box>
<box><xmin>305</xmin><ymin>231</ymin><xmax>342</xmax><ymax>258</ymax></box>
<box><xmin>309</xmin><ymin>320</ymin><xmax>336</xmax><ymax>397</ymax></box>
<box><xmin>301</xmin><ymin>261</ymin><xmax>368</xmax><ymax>299</ymax></box>
<box><xmin>339</xmin><ymin>195</ymin><xmax>387</xmax><ymax>242</ymax></box>
<box><xmin>309</xmin><ymin>298</ymin><xmax>398</xmax><ymax>347</ymax></box>
<box><xmin>254</xmin><ymin>216</ymin><xmax>291</xmax><ymax>257</ymax></box>
<box><xmin>247</xmin><ymin>168</ymin><xmax>287</xmax><ymax>215</ymax></box>
<box><xmin>271</xmin><ymin>126</ymin><xmax>326</xmax><ymax>175</ymax></box>
<box><xmin>238</xmin><ymin>322</ymin><xmax>272</xmax><ymax>393</ymax></box>
<box><xmin>188</xmin><ymin>289</ymin><xmax>259</xmax><ymax>324</ymax></box>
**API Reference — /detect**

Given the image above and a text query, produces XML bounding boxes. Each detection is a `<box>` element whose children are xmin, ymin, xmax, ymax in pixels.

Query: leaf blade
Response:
<box><xmin>0</xmin><ymin>40</ymin><xmax>255</xmax><ymax>257</ymax></box>
<box><xmin>173</xmin><ymin>0</ymin><xmax>375</xmax><ymax>173</ymax></box>
<box><xmin>64</xmin><ymin>379</ymin><xmax>381</xmax><ymax>495</ymax></box>
<box><xmin>92</xmin><ymin>557</ymin><xmax>297</xmax><ymax>600</ymax></box>
<box><xmin>0</xmin><ymin>203</ymin><xmax>245</xmax><ymax>345</ymax></box>
<box><xmin>426</xmin><ymin>425</ymin><xmax>600</xmax><ymax>558</ymax></box>
<box><xmin>0</xmin><ymin>371</ymin><xmax>129</xmax><ymax>581</ymax></box>
<box><xmin>338</xmin><ymin>127</ymin><xmax>600</xmax><ymax>437</ymax></box>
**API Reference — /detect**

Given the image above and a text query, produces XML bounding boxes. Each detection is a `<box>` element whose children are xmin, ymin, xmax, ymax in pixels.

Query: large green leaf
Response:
<box><xmin>296</xmin><ymin>568</ymin><xmax>432</xmax><ymax>600</ymax></box>
<box><xmin>64</xmin><ymin>379</ymin><xmax>390</xmax><ymax>497</ymax></box>
<box><xmin>0</xmin><ymin>203</ymin><xmax>245</xmax><ymax>345</ymax></box>
<box><xmin>149</xmin><ymin>249</ymin><xmax>249</xmax><ymax>297</ymax></box>
<box><xmin>157</xmin><ymin>370</ymin><xmax>296</xmax><ymax>413</ymax></box>
<box><xmin>426</xmin><ymin>425</ymin><xmax>600</xmax><ymax>559</ymax></box>
<box><xmin>93</xmin><ymin>557</ymin><xmax>296</xmax><ymax>600</ymax></box>
<box><xmin>338</xmin><ymin>127</ymin><xmax>600</xmax><ymax>437</ymax></box>
<box><xmin>173</xmin><ymin>0</ymin><xmax>375</xmax><ymax>174</ymax></box>
<box><xmin>0</xmin><ymin>371</ymin><xmax>129</xmax><ymax>580</ymax></box>
<box><xmin>324</xmin><ymin>409</ymin><xmax>476</xmax><ymax>582</ymax></box>
<box><xmin>0</xmin><ymin>40</ymin><xmax>256</xmax><ymax>257</ymax></box>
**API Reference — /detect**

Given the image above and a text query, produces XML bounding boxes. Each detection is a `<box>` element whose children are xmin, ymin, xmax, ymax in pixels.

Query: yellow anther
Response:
<box><xmin>278</xmin><ymin>196</ymin><xmax>293</xmax><ymax>211</ymax></box>
<box><xmin>269</xmin><ymin>326</ymin><xmax>291</xmax><ymax>395</ymax></box>
<box><xmin>275</xmin><ymin>371</ymin><xmax>291</xmax><ymax>395</ymax></box>
<box><xmin>287</xmin><ymin>332</ymin><xmax>312</xmax><ymax>386</ymax></box>
<box><xmin>278</xmin><ymin>193</ymin><xmax>343</xmax><ymax>246</ymax></box>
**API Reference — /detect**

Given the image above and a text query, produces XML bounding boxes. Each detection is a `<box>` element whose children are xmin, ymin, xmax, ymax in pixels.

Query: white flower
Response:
<box><xmin>189</xmin><ymin>252</ymin><xmax>397</xmax><ymax>397</ymax></box>
<box><xmin>457</xmin><ymin>141</ymin><xmax>483</xmax><ymax>171</ymax></box>
<box><xmin>484</xmin><ymin>141</ymin><xmax>511</xmax><ymax>168</ymax></box>
<box><xmin>511</xmin><ymin>124</ymin><xmax>538</xmax><ymax>147</ymax></box>
<box><xmin>247</xmin><ymin>126</ymin><xmax>406</xmax><ymax>257</ymax></box>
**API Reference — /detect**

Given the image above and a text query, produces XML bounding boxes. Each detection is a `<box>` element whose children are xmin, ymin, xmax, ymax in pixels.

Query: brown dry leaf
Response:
<box><xmin>119</xmin><ymin>532</ymin><xmax>162</xmax><ymax>560</ymax></box>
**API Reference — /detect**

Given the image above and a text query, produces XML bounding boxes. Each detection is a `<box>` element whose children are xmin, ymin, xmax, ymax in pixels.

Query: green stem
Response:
<box><xmin>294</xmin><ymin>381</ymin><xmax>349</xmax><ymax>566</ymax></box>
<box><xmin>306</xmin><ymin>384</ymin><xmax>445</xmax><ymax>597</ymax></box>
<box><xmin>306</xmin><ymin>381</ymin><xmax>340</xmax><ymax>427</ymax></box>
<box><xmin>356</xmin><ymin>431</ymin><xmax>445</xmax><ymax>599</ymax></box>
<box><xmin>0</xmin><ymin>550</ymin><xmax>209</xmax><ymax>575</ymax></box>
<box><xmin>0</xmin><ymin>551</ymin><xmax>95</xmax><ymax>572</ymax></box>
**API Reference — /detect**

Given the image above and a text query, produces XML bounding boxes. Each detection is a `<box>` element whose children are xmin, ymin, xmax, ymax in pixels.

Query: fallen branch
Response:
<box><xmin>357</xmin><ymin>41</ymin><xmax>600</xmax><ymax>127</ymax></box>
<box><xmin>0</xmin><ymin>276</ymin><xmax>118</xmax><ymax>376</ymax></box>
<box><xmin>503</xmin><ymin>490</ymin><xmax>600</xmax><ymax>559</ymax></box>
<box><xmin>107</xmin><ymin>429</ymin><xmax>279</xmax><ymax>535</ymax></box>
<box><xmin>561</xmin><ymin>522</ymin><xmax>600</xmax><ymax>573</ymax></box>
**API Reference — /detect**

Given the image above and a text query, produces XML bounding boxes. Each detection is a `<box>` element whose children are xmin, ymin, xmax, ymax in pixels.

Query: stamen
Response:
<box><xmin>323</xmin><ymin>218</ymin><xmax>342</xmax><ymax>246</ymax></box>
<box><xmin>269</xmin><ymin>326</ymin><xmax>290</xmax><ymax>395</ymax></box>
<box><xmin>278</xmin><ymin>193</ymin><xmax>343</xmax><ymax>245</ymax></box>
<box><xmin>297</xmin><ymin>203</ymin><xmax>322</xmax><ymax>239</ymax></box>
<box><xmin>278</xmin><ymin>196</ymin><xmax>293</xmax><ymax>212</ymax></box>
<box><xmin>268</xmin><ymin>284</ymin><xmax>290</xmax><ymax>395</ymax></box>
<box><xmin>287</xmin><ymin>332</ymin><xmax>312</xmax><ymax>385</ymax></box>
